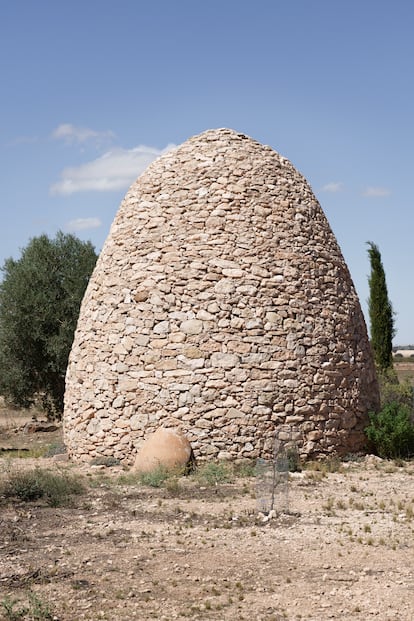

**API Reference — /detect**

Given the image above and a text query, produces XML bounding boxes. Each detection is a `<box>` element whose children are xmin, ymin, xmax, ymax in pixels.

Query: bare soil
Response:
<box><xmin>0</xmin><ymin>413</ymin><xmax>413</xmax><ymax>621</ymax></box>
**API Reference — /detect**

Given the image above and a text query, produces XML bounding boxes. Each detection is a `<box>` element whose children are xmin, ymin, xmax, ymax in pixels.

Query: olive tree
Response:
<box><xmin>0</xmin><ymin>232</ymin><xmax>97</xmax><ymax>417</ymax></box>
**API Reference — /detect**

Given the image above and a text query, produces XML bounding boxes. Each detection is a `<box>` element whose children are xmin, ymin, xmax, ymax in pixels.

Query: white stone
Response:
<box><xmin>112</xmin><ymin>396</ymin><xmax>124</xmax><ymax>408</ymax></box>
<box><xmin>210</xmin><ymin>352</ymin><xmax>240</xmax><ymax>369</ymax></box>
<box><xmin>153</xmin><ymin>320</ymin><xmax>170</xmax><ymax>334</ymax></box>
<box><xmin>180</xmin><ymin>319</ymin><xmax>203</xmax><ymax>335</ymax></box>
<box><xmin>214</xmin><ymin>279</ymin><xmax>236</xmax><ymax>294</ymax></box>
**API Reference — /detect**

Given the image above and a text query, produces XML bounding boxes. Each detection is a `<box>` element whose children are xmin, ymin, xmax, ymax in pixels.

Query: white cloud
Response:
<box><xmin>321</xmin><ymin>182</ymin><xmax>344</xmax><ymax>193</ymax></box>
<box><xmin>51</xmin><ymin>123</ymin><xmax>115</xmax><ymax>145</ymax></box>
<box><xmin>50</xmin><ymin>144</ymin><xmax>175</xmax><ymax>195</ymax></box>
<box><xmin>66</xmin><ymin>217</ymin><xmax>102</xmax><ymax>232</ymax></box>
<box><xmin>362</xmin><ymin>186</ymin><xmax>391</xmax><ymax>197</ymax></box>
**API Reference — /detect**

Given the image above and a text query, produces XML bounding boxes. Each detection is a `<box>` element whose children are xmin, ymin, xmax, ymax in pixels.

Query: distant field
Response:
<box><xmin>394</xmin><ymin>360</ymin><xmax>414</xmax><ymax>386</ymax></box>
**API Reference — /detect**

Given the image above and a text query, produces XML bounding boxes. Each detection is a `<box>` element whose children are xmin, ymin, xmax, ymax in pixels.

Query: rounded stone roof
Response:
<box><xmin>63</xmin><ymin>128</ymin><xmax>379</xmax><ymax>463</ymax></box>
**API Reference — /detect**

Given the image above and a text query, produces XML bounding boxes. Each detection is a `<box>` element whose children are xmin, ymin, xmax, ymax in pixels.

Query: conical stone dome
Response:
<box><xmin>63</xmin><ymin>128</ymin><xmax>379</xmax><ymax>463</ymax></box>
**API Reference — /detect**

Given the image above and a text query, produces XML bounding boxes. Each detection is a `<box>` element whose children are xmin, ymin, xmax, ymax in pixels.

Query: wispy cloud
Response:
<box><xmin>50</xmin><ymin>144</ymin><xmax>175</xmax><ymax>195</ymax></box>
<box><xmin>321</xmin><ymin>182</ymin><xmax>344</xmax><ymax>193</ymax></box>
<box><xmin>66</xmin><ymin>217</ymin><xmax>102</xmax><ymax>232</ymax></box>
<box><xmin>362</xmin><ymin>186</ymin><xmax>391</xmax><ymax>197</ymax></box>
<box><xmin>51</xmin><ymin>123</ymin><xmax>115</xmax><ymax>146</ymax></box>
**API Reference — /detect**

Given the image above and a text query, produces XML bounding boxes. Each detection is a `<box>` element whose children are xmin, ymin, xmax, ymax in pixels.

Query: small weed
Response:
<box><xmin>194</xmin><ymin>462</ymin><xmax>233</xmax><ymax>486</ymax></box>
<box><xmin>1</xmin><ymin>596</ymin><xmax>27</xmax><ymax>621</ymax></box>
<box><xmin>29</xmin><ymin>592</ymin><xmax>53</xmax><ymax>621</ymax></box>
<box><xmin>323</xmin><ymin>497</ymin><xmax>335</xmax><ymax>512</ymax></box>
<box><xmin>165</xmin><ymin>476</ymin><xmax>181</xmax><ymax>495</ymax></box>
<box><xmin>1</xmin><ymin>591</ymin><xmax>53</xmax><ymax>621</ymax></box>
<box><xmin>115</xmin><ymin>472</ymin><xmax>141</xmax><ymax>486</ymax></box>
<box><xmin>305</xmin><ymin>470</ymin><xmax>325</xmax><ymax>483</ymax></box>
<box><xmin>353</xmin><ymin>501</ymin><xmax>365</xmax><ymax>511</ymax></box>
<box><xmin>138</xmin><ymin>466</ymin><xmax>172</xmax><ymax>488</ymax></box>
<box><xmin>233</xmin><ymin>459</ymin><xmax>256</xmax><ymax>477</ymax></box>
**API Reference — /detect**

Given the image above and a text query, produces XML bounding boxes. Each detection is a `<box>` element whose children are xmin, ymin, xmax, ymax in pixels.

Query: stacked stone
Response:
<box><xmin>63</xmin><ymin>128</ymin><xmax>379</xmax><ymax>464</ymax></box>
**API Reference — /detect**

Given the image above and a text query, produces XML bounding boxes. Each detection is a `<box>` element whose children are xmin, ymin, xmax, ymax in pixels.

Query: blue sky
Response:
<box><xmin>1</xmin><ymin>0</ymin><xmax>413</xmax><ymax>344</ymax></box>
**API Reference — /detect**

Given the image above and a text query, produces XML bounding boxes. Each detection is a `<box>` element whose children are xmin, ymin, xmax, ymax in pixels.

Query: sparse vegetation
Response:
<box><xmin>194</xmin><ymin>461</ymin><xmax>234</xmax><ymax>486</ymax></box>
<box><xmin>138</xmin><ymin>466</ymin><xmax>179</xmax><ymax>487</ymax></box>
<box><xmin>0</xmin><ymin>466</ymin><xmax>84</xmax><ymax>506</ymax></box>
<box><xmin>1</xmin><ymin>591</ymin><xmax>53</xmax><ymax>621</ymax></box>
<box><xmin>0</xmin><ymin>418</ymin><xmax>413</xmax><ymax>620</ymax></box>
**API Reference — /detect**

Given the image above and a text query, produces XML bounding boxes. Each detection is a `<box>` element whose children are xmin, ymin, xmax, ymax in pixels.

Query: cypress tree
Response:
<box><xmin>367</xmin><ymin>241</ymin><xmax>395</xmax><ymax>371</ymax></box>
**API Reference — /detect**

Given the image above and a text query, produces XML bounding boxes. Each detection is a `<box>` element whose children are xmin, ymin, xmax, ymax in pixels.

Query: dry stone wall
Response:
<box><xmin>63</xmin><ymin>128</ymin><xmax>379</xmax><ymax>464</ymax></box>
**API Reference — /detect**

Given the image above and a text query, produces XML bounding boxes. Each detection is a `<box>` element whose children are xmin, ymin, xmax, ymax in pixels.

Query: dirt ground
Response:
<box><xmin>1</xmin><ymin>411</ymin><xmax>414</xmax><ymax>621</ymax></box>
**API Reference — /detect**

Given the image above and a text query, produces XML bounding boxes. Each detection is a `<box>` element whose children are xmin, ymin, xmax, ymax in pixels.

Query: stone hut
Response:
<box><xmin>63</xmin><ymin>128</ymin><xmax>379</xmax><ymax>464</ymax></box>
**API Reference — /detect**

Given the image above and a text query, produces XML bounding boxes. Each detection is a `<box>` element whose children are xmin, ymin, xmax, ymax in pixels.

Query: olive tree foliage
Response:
<box><xmin>0</xmin><ymin>232</ymin><xmax>97</xmax><ymax>418</ymax></box>
<box><xmin>367</xmin><ymin>241</ymin><xmax>395</xmax><ymax>372</ymax></box>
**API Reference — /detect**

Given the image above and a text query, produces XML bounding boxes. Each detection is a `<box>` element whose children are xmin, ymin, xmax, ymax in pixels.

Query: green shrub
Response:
<box><xmin>1</xmin><ymin>467</ymin><xmax>84</xmax><ymax>506</ymax></box>
<box><xmin>365</xmin><ymin>401</ymin><xmax>414</xmax><ymax>459</ymax></box>
<box><xmin>138</xmin><ymin>465</ymin><xmax>172</xmax><ymax>488</ymax></box>
<box><xmin>233</xmin><ymin>459</ymin><xmax>256</xmax><ymax>478</ymax></box>
<box><xmin>195</xmin><ymin>461</ymin><xmax>233</xmax><ymax>486</ymax></box>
